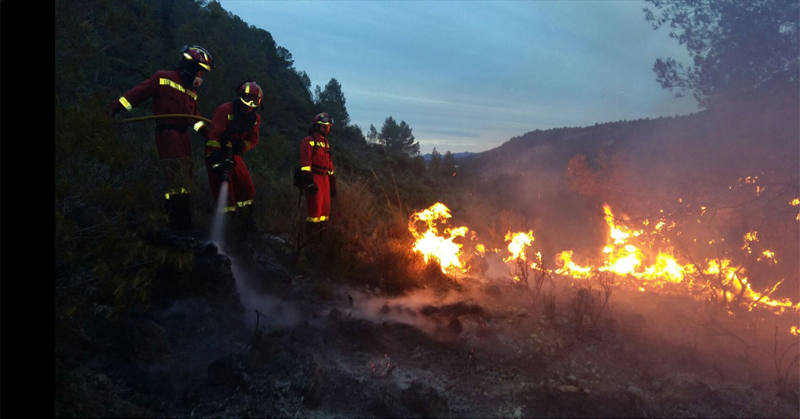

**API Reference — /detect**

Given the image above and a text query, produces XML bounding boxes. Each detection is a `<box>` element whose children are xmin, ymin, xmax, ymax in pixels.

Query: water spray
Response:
<box><xmin>209</xmin><ymin>180</ymin><xmax>230</xmax><ymax>246</ymax></box>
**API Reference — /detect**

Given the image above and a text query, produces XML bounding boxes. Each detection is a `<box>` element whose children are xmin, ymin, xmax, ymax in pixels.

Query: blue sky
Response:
<box><xmin>218</xmin><ymin>0</ymin><xmax>698</xmax><ymax>154</ymax></box>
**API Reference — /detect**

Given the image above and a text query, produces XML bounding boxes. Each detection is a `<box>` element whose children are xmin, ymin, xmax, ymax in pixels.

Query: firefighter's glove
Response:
<box><xmin>207</xmin><ymin>150</ymin><xmax>235</xmax><ymax>175</ymax></box>
<box><xmin>329</xmin><ymin>174</ymin><xmax>337</xmax><ymax>198</ymax></box>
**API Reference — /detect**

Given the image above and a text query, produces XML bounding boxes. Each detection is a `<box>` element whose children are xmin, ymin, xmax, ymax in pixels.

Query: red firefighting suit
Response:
<box><xmin>204</xmin><ymin>102</ymin><xmax>260</xmax><ymax>213</ymax></box>
<box><xmin>110</xmin><ymin>69</ymin><xmax>208</xmax><ymax>200</ymax></box>
<box><xmin>300</xmin><ymin>131</ymin><xmax>334</xmax><ymax>223</ymax></box>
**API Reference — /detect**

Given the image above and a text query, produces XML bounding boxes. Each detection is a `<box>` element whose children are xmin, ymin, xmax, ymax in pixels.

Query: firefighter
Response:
<box><xmin>110</xmin><ymin>45</ymin><xmax>214</xmax><ymax>231</ymax></box>
<box><xmin>298</xmin><ymin>112</ymin><xmax>336</xmax><ymax>241</ymax></box>
<box><xmin>204</xmin><ymin>80</ymin><xmax>263</xmax><ymax>231</ymax></box>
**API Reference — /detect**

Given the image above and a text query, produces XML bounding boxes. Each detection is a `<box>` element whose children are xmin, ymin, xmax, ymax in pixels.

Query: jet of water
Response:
<box><xmin>209</xmin><ymin>181</ymin><xmax>229</xmax><ymax>245</ymax></box>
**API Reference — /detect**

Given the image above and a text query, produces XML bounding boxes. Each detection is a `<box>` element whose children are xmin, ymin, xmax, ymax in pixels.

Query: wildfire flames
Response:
<box><xmin>409</xmin><ymin>201</ymin><xmax>799</xmax><ymax>321</ymax></box>
<box><xmin>408</xmin><ymin>202</ymin><xmax>469</xmax><ymax>274</ymax></box>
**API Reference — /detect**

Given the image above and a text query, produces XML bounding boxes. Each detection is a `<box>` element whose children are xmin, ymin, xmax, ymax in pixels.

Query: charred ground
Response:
<box><xmin>55</xmin><ymin>227</ymin><xmax>799</xmax><ymax>417</ymax></box>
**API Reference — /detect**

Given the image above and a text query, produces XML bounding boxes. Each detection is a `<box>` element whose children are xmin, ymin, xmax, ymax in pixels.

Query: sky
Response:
<box><xmin>218</xmin><ymin>0</ymin><xmax>699</xmax><ymax>154</ymax></box>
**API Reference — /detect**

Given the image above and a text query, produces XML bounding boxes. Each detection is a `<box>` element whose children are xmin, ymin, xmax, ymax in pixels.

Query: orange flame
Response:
<box><xmin>503</xmin><ymin>230</ymin><xmax>534</xmax><ymax>263</ymax></box>
<box><xmin>409</xmin><ymin>203</ymin><xmax>469</xmax><ymax>274</ymax></box>
<box><xmin>408</xmin><ymin>201</ymin><xmax>798</xmax><ymax>314</ymax></box>
<box><xmin>555</xmin><ymin>250</ymin><xmax>593</xmax><ymax>279</ymax></box>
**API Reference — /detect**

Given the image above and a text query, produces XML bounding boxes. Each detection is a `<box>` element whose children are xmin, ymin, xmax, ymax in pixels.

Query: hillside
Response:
<box><xmin>454</xmin><ymin>92</ymin><xmax>798</xmax><ymax>297</ymax></box>
<box><xmin>54</xmin><ymin>1</ymin><xmax>799</xmax><ymax>417</ymax></box>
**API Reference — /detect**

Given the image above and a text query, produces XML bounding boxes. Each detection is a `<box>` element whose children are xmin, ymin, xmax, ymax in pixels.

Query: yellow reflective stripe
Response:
<box><xmin>206</xmin><ymin>140</ymin><xmax>221</xmax><ymax>148</ymax></box>
<box><xmin>328</xmin><ymin>170</ymin><xmax>334</xmax><ymax>175</ymax></box>
<box><xmin>118</xmin><ymin>96</ymin><xmax>132</xmax><ymax>111</ymax></box>
<box><xmin>224</xmin><ymin>206</ymin><xmax>237</xmax><ymax>213</ymax></box>
<box><xmin>159</xmin><ymin>78</ymin><xmax>197</xmax><ymax>100</ymax></box>
<box><xmin>237</xmin><ymin>200</ymin><xmax>253</xmax><ymax>207</ymax></box>
<box><xmin>306</xmin><ymin>216</ymin><xmax>329</xmax><ymax>223</ymax></box>
<box><xmin>300</xmin><ymin>166</ymin><xmax>312</xmax><ymax>172</ymax></box>
<box><xmin>245</xmin><ymin>84</ymin><xmax>250</xmax><ymax>94</ymax></box>
<box><xmin>198</xmin><ymin>62</ymin><xmax>211</xmax><ymax>71</ymax></box>
<box><xmin>309</xmin><ymin>141</ymin><xmax>329</xmax><ymax>148</ymax></box>
<box><xmin>227</xmin><ymin>114</ymin><xmax>234</xmax><ymax>121</ymax></box>
<box><xmin>193</xmin><ymin>121</ymin><xmax>206</xmax><ymax>132</ymax></box>
<box><xmin>164</xmin><ymin>187</ymin><xmax>190</xmax><ymax>200</ymax></box>
<box><xmin>309</xmin><ymin>141</ymin><xmax>315</xmax><ymax>146</ymax></box>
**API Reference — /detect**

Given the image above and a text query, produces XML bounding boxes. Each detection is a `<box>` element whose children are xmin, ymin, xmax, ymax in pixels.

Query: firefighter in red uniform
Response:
<box><xmin>110</xmin><ymin>45</ymin><xmax>214</xmax><ymax>230</ymax></box>
<box><xmin>299</xmin><ymin>112</ymin><xmax>336</xmax><ymax>239</ymax></box>
<box><xmin>205</xmin><ymin>80</ymin><xmax>263</xmax><ymax>228</ymax></box>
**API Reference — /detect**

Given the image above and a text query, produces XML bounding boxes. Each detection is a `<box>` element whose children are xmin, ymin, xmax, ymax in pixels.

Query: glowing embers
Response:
<box><xmin>757</xmin><ymin>249</ymin><xmax>778</xmax><ymax>264</ymax></box>
<box><xmin>409</xmin><ymin>202</ymin><xmax>469</xmax><ymax>274</ymax></box>
<box><xmin>792</xmin><ymin>198</ymin><xmax>800</xmax><ymax>221</ymax></box>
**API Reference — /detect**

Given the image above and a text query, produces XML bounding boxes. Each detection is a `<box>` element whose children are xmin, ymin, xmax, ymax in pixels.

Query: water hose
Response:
<box><xmin>118</xmin><ymin>113</ymin><xmax>212</xmax><ymax>124</ymax></box>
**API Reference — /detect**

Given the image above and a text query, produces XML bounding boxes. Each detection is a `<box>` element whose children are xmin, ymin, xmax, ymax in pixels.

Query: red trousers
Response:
<box><xmin>206</xmin><ymin>154</ymin><xmax>255</xmax><ymax>213</ymax></box>
<box><xmin>306</xmin><ymin>173</ymin><xmax>330</xmax><ymax>222</ymax></box>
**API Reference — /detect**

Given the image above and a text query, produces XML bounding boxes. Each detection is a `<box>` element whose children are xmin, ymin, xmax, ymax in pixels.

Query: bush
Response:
<box><xmin>55</xmin><ymin>96</ymin><xmax>194</xmax><ymax>319</ymax></box>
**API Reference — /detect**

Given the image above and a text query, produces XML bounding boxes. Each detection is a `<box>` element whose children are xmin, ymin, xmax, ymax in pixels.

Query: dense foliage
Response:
<box><xmin>55</xmin><ymin>0</ymin><xmax>461</xmax><ymax>318</ymax></box>
<box><xmin>643</xmin><ymin>0</ymin><xmax>799</xmax><ymax>108</ymax></box>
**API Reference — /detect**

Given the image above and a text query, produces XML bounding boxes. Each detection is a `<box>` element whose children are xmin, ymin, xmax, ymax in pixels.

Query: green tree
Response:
<box><xmin>428</xmin><ymin>147</ymin><xmax>442</xmax><ymax>173</ymax></box>
<box><xmin>314</xmin><ymin>78</ymin><xmax>350</xmax><ymax>126</ymax></box>
<box><xmin>644</xmin><ymin>0</ymin><xmax>799</xmax><ymax>108</ymax></box>
<box><xmin>442</xmin><ymin>150</ymin><xmax>456</xmax><ymax>176</ymax></box>
<box><xmin>378</xmin><ymin>116</ymin><xmax>419</xmax><ymax>157</ymax></box>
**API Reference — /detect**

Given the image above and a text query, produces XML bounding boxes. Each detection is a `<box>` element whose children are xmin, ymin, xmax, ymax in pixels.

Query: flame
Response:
<box><xmin>555</xmin><ymin>250</ymin><xmax>593</xmax><ymax>279</ymax></box>
<box><xmin>604</xmin><ymin>204</ymin><xmax>642</xmax><ymax>244</ymax></box>
<box><xmin>408</xmin><ymin>201</ymin><xmax>798</xmax><ymax>315</ymax></box>
<box><xmin>791</xmin><ymin>326</ymin><xmax>799</xmax><ymax>336</ymax></box>
<box><xmin>791</xmin><ymin>198</ymin><xmax>799</xmax><ymax>206</ymax></box>
<box><xmin>409</xmin><ymin>203</ymin><xmax>469</xmax><ymax>274</ymax></box>
<box><xmin>503</xmin><ymin>230</ymin><xmax>534</xmax><ymax>263</ymax></box>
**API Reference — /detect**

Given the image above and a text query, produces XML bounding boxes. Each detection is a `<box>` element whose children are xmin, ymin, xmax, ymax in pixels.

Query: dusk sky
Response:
<box><xmin>218</xmin><ymin>0</ymin><xmax>699</xmax><ymax>154</ymax></box>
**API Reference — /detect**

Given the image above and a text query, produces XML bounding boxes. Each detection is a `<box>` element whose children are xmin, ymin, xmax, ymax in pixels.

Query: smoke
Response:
<box><xmin>222</xmin><ymin>246</ymin><xmax>306</xmax><ymax>331</ymax></box>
